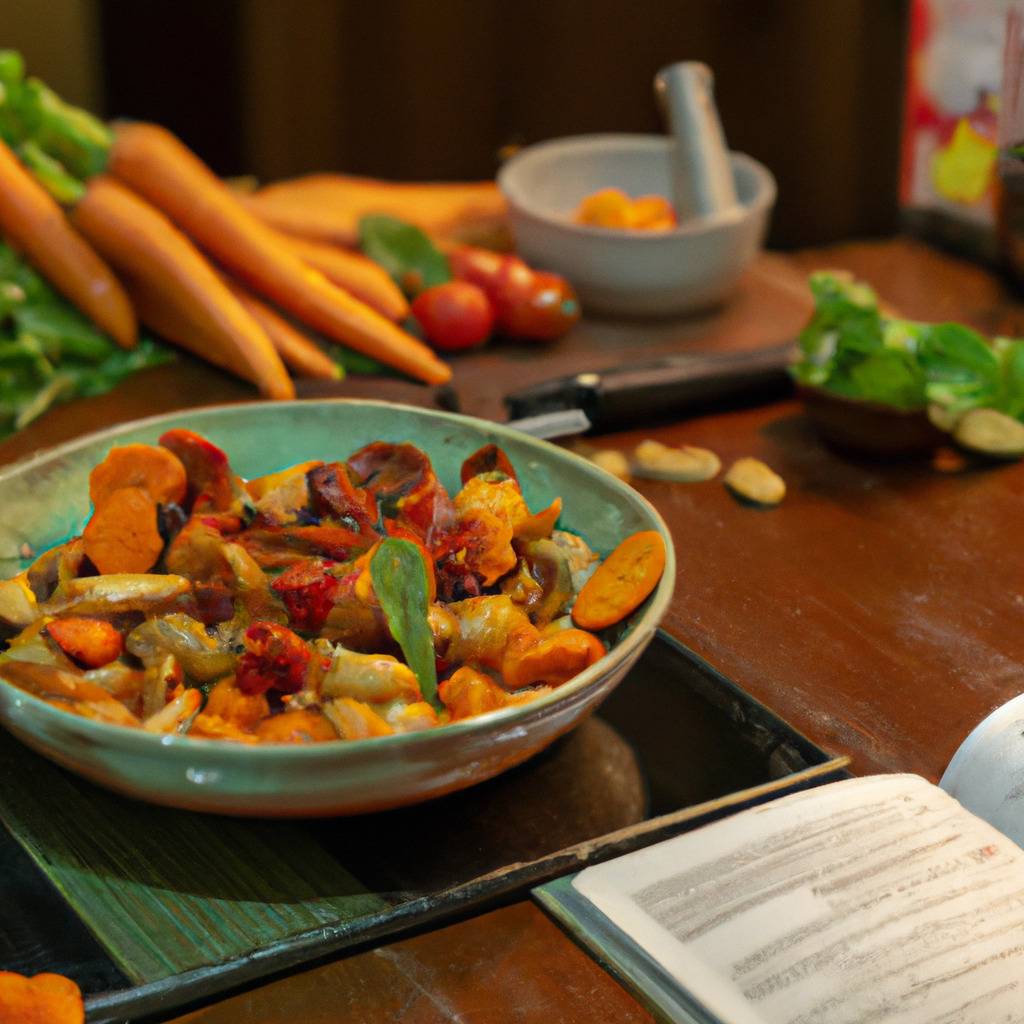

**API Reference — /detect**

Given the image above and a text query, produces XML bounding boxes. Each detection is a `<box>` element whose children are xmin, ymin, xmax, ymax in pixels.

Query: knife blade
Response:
<box><xmin>503</xmin><ymin>344</ymin><xmax>796</xmax><ymax>434</ymax></box>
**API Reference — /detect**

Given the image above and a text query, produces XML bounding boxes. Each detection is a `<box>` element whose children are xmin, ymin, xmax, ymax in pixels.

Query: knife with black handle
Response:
<box><xmin>504</xmin><ymin>344</ymin><xmax>796</xmax><ymax>434</ymax></box>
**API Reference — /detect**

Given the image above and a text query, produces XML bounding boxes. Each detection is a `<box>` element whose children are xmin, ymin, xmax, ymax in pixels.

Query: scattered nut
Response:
<box><xmin>633</xmin><ymin>439</ymin><xmax>721</xmax><ymax>482</ymax></box>
<box><xmin>953</xmin><ymin>408</ymin><xmax>1024</xmax><ymax>459</ymax></box>
<box><xmin>589</xmin><ymin>449</ymin><xmax>631</xmax><ymax>480</ymax></box>
<box><xmin>723</xmin><ymin>457</ymin><xmax>786</xmax><ymax>506</ymax></box>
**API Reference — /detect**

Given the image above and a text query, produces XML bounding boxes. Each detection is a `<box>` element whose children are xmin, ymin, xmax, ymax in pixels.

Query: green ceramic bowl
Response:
<box><xmin>0</xmin><ymin>400</ymin><xmax>674</xmax><ymax>816</ymax></box>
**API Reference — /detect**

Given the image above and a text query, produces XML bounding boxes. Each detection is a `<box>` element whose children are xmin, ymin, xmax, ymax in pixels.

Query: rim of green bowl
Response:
<box><xmin>0</xmin><ymin>398</ymin><xmax>676</xmax><ymax>761</ymax></box>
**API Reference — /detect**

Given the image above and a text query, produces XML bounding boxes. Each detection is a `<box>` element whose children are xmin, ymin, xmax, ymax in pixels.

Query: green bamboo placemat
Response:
<box><xmin>0</xmin><ymin>733</ymin><xmax>386</xmax><ymax>985</ymax></box>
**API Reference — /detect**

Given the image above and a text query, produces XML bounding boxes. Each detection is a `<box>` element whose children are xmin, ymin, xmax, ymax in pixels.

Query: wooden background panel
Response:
<box><xmin>80</xmin><ymin>0</ymin><xmax>909</xmax><ymax>247</ymax></box>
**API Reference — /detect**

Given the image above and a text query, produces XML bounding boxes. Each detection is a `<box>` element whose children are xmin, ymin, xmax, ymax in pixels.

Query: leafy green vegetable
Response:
<box><xmin>0</xmin><ymin>50</ymin><xmax>110</xmax><ymax>179</ymax></box>
<box><xmin>369</xmin><ymin>537</ymin><xmax>441</xmax><ymax>710</ymax></box>
<box><xmin>791</xmin><ymin>271</ymin><xmax>1024</xmax><ymax>420</ymax></box>
<box><xmin>0</xmin><ymin>241</ymin><xmax>171</xmax><ymax>440</ymax></box>
<box><xmin>359</xmin><ymin>215</ymin><xmax>451</xmax><ymax>296</ymax></box>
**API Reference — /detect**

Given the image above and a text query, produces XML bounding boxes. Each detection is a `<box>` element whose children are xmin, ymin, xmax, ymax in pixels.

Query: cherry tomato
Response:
<box><xmin>447</xmin><ymin>246</ymin><xmax>506</xmax><ymax>291</ymax></box>
<box><xmin>497</xmin><ymin>271</ymin><xmax>580</xmax><ymax>341</ymax></box>
<box><xmin>411</xmin><ymin>281</ymin><xmax>495</xmax><ymax>352</ymax></box>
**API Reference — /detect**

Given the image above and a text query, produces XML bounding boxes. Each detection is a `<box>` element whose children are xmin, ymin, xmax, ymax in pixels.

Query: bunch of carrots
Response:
<box><xmin>0</xmin><ymin>51</ymin><xmax>454</xmax><ymax>398</ymax></box>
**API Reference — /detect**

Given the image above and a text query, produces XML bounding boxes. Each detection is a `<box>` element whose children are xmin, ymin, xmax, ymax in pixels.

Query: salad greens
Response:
<box><xmin>791</xmin><ymin>271</ymin><xmax>1024</xmax><ymax>418</ymax></box>
<box><xmin>0</xmin><ymin>242</ymin><xmax>170</xmax><ymax>439</ymax></box>
<box><xmin>370</xmin><ymin>537</ymin><xmax>441</xmax><ymax>711</ymax></box>
<box><xmin>0</xmin><ymin>49</ymin><xmax>110</xmax><ymax>182</ymax></box>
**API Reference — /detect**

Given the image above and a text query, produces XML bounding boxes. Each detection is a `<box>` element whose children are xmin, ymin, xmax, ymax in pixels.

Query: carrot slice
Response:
<box><xmin>221</xmin><ymin>277</ymin><xmax>341</xmax><ymax>380</ymax></box>
<box><xmin>280</xmin><ymin>234</ymin><xmax>409</xmax><ymax>321</ymax></box>
<box><xmin>571</xmin><ymin>530</ymin><xmax>666</xmax><ymax>630</ymax></box>
<box><xmin>0</xmin><ymin>139</ymin><xmax>137</xmax><ymax>349</ymax></box>
<box><xmin>108</xmin><ymin>123</ymin><xmax>451</xmax><ymax>385</ymax></box>
<box><xmin>89</xmin><ymin>443</ymin><xmax>187</xmax><ymax>507</ymax></box>
<box><xmin>0</xmin><ymin>971</ymin><xmax>84</xmax><ymax>1024</ymax></box>
<box><xmin>83</xmin><ymin>485</ymin><xmax>164</xmax><ymax>574</ymax></box>
<box><xmin>71</xmin><ymin>176</ymin><xmax>294</xmax><ymax>399</ymax></box>
<box><xmin>47</xmin><ymin>617</ymin><xmax>124</xmax><ymax>668</ymax></box>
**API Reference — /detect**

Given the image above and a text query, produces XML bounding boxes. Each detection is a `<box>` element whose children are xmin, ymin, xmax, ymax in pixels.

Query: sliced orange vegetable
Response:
<box><xmin>439</xmin><ymin>666</ymin><xmax>510</xmax><ymax>721</ymax></box>
<box><xmin>89</xmin><ymin>443</ymin><xmax>187</xmax><ymax>507</ymax></box>
<box><xmin>571</xmin><ymin>530</ymin><xmax>666</xmax><ymax>630</ymax></box>
<box><xmin>279</xmin><ymin>234</ymin><xmax>409</xmax><ymax>321</ymax></box>
<box><xmin>254</xmin><ymin>708</ymin><xmax>337</xmax><ymax>743</ymax></box>
<box><xmin>83</xmin><ymin>486</ymin><xmax>164</xmax><ymax>574</ymax></box>
<box><xmin>0</xmin><ymin>139</ymin><xmax>137</xmax><ymax>348</ymax></box>
<box><xmin>221</xmin><ymin>277</ymin><xmax>341</xmax><ymax>381</ymax></box>
<box><xmin>502</xmin><ymin>628</ymin><xmax>606</xmax><ymax>688</ymax></box>
<box><xmin>241</xmin><ymin>173</ymin><xmax>507</xmax><ymax>247</ymax></box>
<box><xmin>109</xmin><ymin>123</ymin><xmax>451</xmax><ymax>385</ymax></box>
<box><xmin>71</xmin><ymin>175</ymin><xmax>294</xmax><ymax>399</ymax></box>
<box><xmin>47</xmin><ymin>617</ymin><xmax>124</xmax><ymax>668</ymax></box>
<box><xmin>0</xmin><ymin>971</ymin><xmax>84</xmax><ymax>1024</ymax></box>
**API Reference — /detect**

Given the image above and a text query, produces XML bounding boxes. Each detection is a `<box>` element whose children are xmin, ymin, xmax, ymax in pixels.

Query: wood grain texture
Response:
<box><xmin>172</xmin><ymin>901</ymin><xmax>655</xmax><ymax>1024</ymax></box>
<box><xmin>3</xmin><ymin>237</ymin><xmax>1022</xmax><ymax>1022</ymax></box>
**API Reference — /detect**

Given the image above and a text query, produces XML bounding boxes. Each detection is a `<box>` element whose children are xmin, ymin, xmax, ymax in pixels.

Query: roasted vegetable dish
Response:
<box><xmin>0</xmin><ymin>431</ymin><xmax>665</xmax><ymax>743</ymax></box>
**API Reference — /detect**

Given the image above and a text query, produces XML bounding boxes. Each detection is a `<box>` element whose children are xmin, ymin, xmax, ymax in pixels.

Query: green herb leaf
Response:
<box><xmin>369</xmin><ymin>537</ymin><xmax>440</xmax><ymax>710</ymax></box>
<box><xmin>358</xmin><ymin>215</ymin><xmax>451</xmax><ymax>296</ymax></box>
<box><xmin>917</xmin><ymin>322</ymin><xmax>1001</xmax><ymax>412</ymax></box>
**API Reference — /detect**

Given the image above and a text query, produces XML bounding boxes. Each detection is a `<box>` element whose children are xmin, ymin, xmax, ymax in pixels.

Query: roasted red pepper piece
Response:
<box><xmin>306</xmin><ymin>462</ymin><xmax>378</xmax><ymax>532</ymax></box>
<box><xmin>347</xmin><ymin>442</ymin><xmax>454</xmax><ymax>546</ymax></box>
<box><xmin>271</xmin><ymin>559</ymin><xmax>341</xmax><ymax>632</ymax></box>
<box><xmin>460</xmin><ymin>443</ymin><xmax>517</xmax><ymax>484</ymax></box>
<box><xmin>159</xmin><ymin>429</ymin><xmax>247</xmax><ymax>512</ymax></box>
<box><xmin>235</xmin><ymin>621</ymin><xmax>311</xmax><ymax>696</ymax></box>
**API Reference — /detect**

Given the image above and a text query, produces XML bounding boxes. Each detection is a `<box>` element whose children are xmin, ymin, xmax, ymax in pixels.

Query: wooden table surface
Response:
<box><xmin>4</xmin><ymin>236</ymin><xmax>1022</xmax><ymax>1022</ymax></box>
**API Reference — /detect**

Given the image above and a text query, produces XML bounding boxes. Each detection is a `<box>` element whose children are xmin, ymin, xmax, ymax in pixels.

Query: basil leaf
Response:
<box><xmin>370</xmin><ymin>537</ymin><xmax>440</xmax><ymax>710</ymax></box>
<box><xmin>918</xmin><ymin>322</ymin><xmax>1001</xmax><ymax>412</ymax></box>
<box><xmin>359</xmin><ymin>215</ymin><xmax>451</xmax><ymax>296</ymax></box>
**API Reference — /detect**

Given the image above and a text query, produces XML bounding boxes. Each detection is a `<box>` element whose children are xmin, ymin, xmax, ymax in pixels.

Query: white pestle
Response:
<box><xmin>654</xmin><ymin>62</ymin><xmax>742</xmax><ymax>225</ymax></box>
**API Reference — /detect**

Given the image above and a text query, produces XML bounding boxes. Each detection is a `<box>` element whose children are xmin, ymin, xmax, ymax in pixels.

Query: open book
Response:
<box><xmin>537</xmin><ymin>774</ymin><xmax>1024</xmax><ymax>1024</ymax></box>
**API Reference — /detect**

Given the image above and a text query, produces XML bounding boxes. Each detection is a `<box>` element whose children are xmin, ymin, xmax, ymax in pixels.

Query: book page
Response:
<box><xmin>574</xmin><ymin>775</ymin><xmax>1024</xmax><ymax>1024</ymax></box>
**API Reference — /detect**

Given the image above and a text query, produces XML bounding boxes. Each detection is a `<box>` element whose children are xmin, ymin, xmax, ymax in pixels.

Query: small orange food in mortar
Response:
<box><xmin>574</xmin><ymin>188</ymin><xmax>677</xmax><ymax>231</ymax></box>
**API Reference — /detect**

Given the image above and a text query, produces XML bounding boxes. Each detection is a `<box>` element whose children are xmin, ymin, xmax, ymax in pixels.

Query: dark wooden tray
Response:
<box><xmin>0</xmin><ymin>631</ymin><xmax>846</xmax><ymax>1023</ymax></box>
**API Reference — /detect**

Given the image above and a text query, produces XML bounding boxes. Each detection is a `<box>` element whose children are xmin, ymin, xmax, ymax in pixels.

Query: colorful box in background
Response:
<box><xmin>900</xmin><ymin>0</ymin><xmax>1011</xmax><ymax>259</ymax></box>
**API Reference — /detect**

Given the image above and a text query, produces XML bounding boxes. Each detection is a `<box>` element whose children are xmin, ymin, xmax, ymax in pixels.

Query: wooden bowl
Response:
<box><xmin>799</xmin><ymin>386</ymin><xmax>944</xmax><ymax>457</ymax></box>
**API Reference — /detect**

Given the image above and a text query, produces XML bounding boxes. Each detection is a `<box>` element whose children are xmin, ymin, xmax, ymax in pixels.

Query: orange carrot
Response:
<box><xmin>108</xmin><ymin>123</ymin><xmax>451</xmax><ymax>385</ymax></box>
<box><xmin>220</xmin><ymin>276</ymin><xmax>341</xmax><ymax>381</ymax></box>
<box><xmin>240</xmin><ymin>173</ymin><xmax>507</xmax><ymax>248</ymax></box>
<box><xmin>571</xmin><ymin>530</ymin><xmax>667</xmax><ymax>631</ymax></box>
<box><xmin>279</xmin><ymin>234</ymin><xmax>409</xmax><ymax>321</ymax></box>
<box><xmin>83</xmin><ymin>485</ymin><xmax>164</xmax><ymax>574</ymax></box>
<box><xmin>89</xmin><ymin>443</ymin><xmax>188</xmax><ymax>507</ymax></box>
<box><xmin>47</xmin><ymin>617</ymin><xmax>124</xmax><ymax>668</ymax></box>
<box><xmin>71</xmin><ymin>176</ymin><xmax>294</xmax><ymax>399</ymax></box>
<box><xmin>0</xmin><ymin>971</ymin><xmax>84</xmax><ymax>1024</ymax></box>
<box><xmin>0</xmin><ymin>139</ymin><xmax>137</xmax><ymax>349</ymax></box>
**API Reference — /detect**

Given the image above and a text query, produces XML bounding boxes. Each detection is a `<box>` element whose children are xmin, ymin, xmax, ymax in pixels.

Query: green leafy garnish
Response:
<box><xmin>0</xmin><ymin>241</ymin><xmax>171</xmax><ymax>440</ymax></box>
<box><xmin>791</xmin><ymin>271</ymin><xmax>1024</xmax><ymax>420</ymax></box>
<box><xmin>0</xmin><ymin>50</ymin><xmax>110</xmax><ymax>179</ymax></box>
<box><xmin>369</xmin><ymin>537</ymin><xmax>441</xmax><ymax>710</ymax></box>
<box><xmin>358</xmin><ymin>215</ymin><xmax>451</xmax><ymax>296</ymax></box>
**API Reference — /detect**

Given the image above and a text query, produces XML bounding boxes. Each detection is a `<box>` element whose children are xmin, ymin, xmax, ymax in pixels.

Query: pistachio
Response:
<box><xmin>723</xmin><ymin>457</ymin><xmax>786</xmax><ymax>506</ymax></box>
<box><xmin>953</xmin><ymin>408</ymin><xmax>1024</xmax><ymax>459</ymax></box>
<box><xmin>589</xmin><ymin>449</ymin><xmax>631</xmax><ymax>480</ymax></box>
<box><xmin>633</xmin><ymin>439</ymin><xmax>721</xmax><ymax>482</ymax></box>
